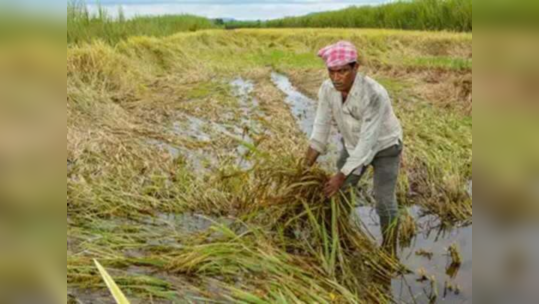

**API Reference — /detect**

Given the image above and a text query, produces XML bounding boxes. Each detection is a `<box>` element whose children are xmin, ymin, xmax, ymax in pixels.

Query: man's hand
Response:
<box><xmin>303</xmin><ymin>147</ymin><xmax>321</xmax><ymax>168</ymax></box>
<box><xmin>324</xmin><ymin>172</ymin><xmax>347</xmax><ymax>198</ymax></box>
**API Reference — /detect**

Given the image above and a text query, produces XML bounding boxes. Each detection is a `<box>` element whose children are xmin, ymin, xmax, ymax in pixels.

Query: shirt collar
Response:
<box><xmin>349</xmin><ymin>73</ymin><xmax>364</xmax><ymax>97</ymax></box>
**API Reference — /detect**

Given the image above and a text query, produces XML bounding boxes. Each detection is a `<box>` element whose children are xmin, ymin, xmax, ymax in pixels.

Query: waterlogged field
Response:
<box><xmin>67</xmin><ymin>29</ymin><xmax>472</xmax><ymax>303</ymax></box>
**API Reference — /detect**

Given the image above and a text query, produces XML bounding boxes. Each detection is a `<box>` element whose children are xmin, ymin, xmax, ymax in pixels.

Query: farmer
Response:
<box><xmin>303</xmin><ymin>41</ymin><xmax>403</xmax><ymax>254</ymax></box>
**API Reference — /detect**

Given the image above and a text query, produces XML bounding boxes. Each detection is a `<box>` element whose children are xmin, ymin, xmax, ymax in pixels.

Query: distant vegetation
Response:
<box><xmin>68</xmin><ymin>0</ymin><xmax>471</xmax><ymax>45</ymax></box>
<box><xmin>67</xmin><ymin>0</ymin><xmax>220</xmax><ymax>45</ymax></box>
<box><xmin>226</xmin><ymin>0</ymin><xmax>472</xmax><ymax>32</ymax></box>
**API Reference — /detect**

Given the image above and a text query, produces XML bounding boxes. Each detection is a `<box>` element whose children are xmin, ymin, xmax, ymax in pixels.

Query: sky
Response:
<box><xmin>84</xmin><ymin>0</ymin><xmax>392</xmax><ymax>21</ymax></box>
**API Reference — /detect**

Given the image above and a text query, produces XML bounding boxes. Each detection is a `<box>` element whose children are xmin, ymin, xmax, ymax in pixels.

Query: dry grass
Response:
<box><xmin>67</xmin><ymin>29</ymin><xmax>472</xmax><ymax>302</ymax></box>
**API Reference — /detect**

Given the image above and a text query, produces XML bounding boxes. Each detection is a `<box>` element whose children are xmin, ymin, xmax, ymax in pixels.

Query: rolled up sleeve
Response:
<box><xmin>341</xmin><ymin>91</ymin><xmax>388</xmax><ymax>176</ymax></box>
<box><xmin>309</xmin><ymin>85</ymin><xmax>332</xmax><ymax>154</ymax></box>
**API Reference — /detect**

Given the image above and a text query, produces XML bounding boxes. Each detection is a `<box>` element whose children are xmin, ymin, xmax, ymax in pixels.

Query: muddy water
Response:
<box><xmin>229</xmin><ymin>77</ymin><xmax>267</xmax><ymax>168</ymax></box>
<box><xmin>147</xmin><ymin>77</ymin><xmax>267</xmax><ymax>171</ymax></box>
<box><xmin>173</xmin><ymin>115</ymin><xmax>212</xmax><ymax>142</ymax></box>
<box><xmin>270</xmin><ymin>72</ymin><xmax>342</xmax><ymax>169</ymax></box>
<box><xmin>145</xmin><ymin>212</ymin><xmax>234</xmax><ymax>237</ymax></box>
<box><xmin>270</xmin><ymin>72</ymin><xmax>317</xmax><ymax>135</ymax></box>
<box><xmin>231</xmin><ymin>77</ymin><xmax>263</xmax><ymax>121</ymax></box>
<box><xmin>272</xmin><ymin>72</ymin><xmax>473</xmax><ymax>303</ymax></box>
<box><xmin>357</xmin><ymin>206</ymin><xmax>472</xmax><ymax>303</ymax></box>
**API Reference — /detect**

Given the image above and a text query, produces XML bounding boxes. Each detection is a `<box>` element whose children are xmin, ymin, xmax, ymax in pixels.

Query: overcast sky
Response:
<box><xmin>85</xmin><ymin>0</ymin><xmax>392</xmax><ymax>21</ymax></box>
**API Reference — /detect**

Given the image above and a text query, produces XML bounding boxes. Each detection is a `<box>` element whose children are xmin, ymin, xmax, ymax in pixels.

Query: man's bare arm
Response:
<box><xmin>303</xmin><ymin>147</ymin><xmax>320</xmax><ymax>167</ymax></box>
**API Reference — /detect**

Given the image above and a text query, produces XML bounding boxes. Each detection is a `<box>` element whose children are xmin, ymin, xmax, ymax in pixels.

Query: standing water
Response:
<box><xmin>147</xmin><ymin>77</ymin><xmax>267</xmax><ymax>171</ymax></box>
<box><xmin>271</xmin><ymin>72</ymin><xmax>342</xmax><ymax>170</ymax></box>
<box><xmin>271</xmin><ymin>72</ymin><xmax>317</xmax><ymax>135</ymax></box>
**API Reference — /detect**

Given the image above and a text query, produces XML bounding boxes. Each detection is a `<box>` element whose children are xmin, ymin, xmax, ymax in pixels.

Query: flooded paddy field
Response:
<box><xmin>68</xmin><ymin>29</ymin><xmax>476</xmax><ymax>303</ymax></box>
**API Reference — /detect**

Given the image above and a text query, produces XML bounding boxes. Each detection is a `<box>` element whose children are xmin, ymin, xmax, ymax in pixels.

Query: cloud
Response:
<box><xmin>86</xmin><ymin>0</ymin><xmax>389</xmax><ymax>20</ymax></box>
<box><xmin>87</xmin><ymin>0</ymin><xmax>383</xmax><ymax>5</ymax></box>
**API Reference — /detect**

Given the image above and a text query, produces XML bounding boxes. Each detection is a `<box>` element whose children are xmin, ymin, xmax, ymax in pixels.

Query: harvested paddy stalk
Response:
<box><xmin>67</xmin><ymin>28</ymin><xmax>472</xmax><ymax>303</ymax></box>
<box><xmin>158</xmin><ymin>155</ymin><xmax>407</xmax><ymax>302</ymax></box>
<box><xmin>246</xmin><ymin>157</ymin><xmax>404</xmax><ymax>298</ymax></box>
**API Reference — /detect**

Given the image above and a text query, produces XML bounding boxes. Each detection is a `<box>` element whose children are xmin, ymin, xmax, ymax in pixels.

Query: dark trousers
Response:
<box><xmin>337</xmin><ymin>140</ymin><xmax>403</xmax><ymax>233</ymax></box>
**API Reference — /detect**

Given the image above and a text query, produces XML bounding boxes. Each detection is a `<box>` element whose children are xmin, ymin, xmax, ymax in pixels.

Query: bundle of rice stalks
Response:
<box><xmin>164</xmin><ymin>155</ymin><xmax>407</xmax><ymax>302</ymax></box>
<box><xmin>165</xmin><ymin>218</ymin><xmax>398</xmax><ymax>303</ymax></box>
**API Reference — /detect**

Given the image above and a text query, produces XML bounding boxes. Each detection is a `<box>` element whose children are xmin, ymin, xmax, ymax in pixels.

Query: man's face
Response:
<box><xmin>328</xmin><ymin>63</ymin><xmax>358</xmax><ymax>93</ymax></box>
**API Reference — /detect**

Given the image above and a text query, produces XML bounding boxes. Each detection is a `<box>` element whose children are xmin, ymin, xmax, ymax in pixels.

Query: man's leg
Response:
<box><xmin>372</xmin><ymin>142</ymin><xmax>402</xmax><ymax>256</ymax></box>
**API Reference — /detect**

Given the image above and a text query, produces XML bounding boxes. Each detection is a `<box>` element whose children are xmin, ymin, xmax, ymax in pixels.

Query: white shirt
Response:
<box><xmin>310</xmin><ymin>73</ymin><xmax>403</xmax><ymax>176</ymax></box>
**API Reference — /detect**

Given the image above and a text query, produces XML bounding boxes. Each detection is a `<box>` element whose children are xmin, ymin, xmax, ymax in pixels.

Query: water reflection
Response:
<box><xmin>146</xmin><ymin>77</ymin><xmax>267</xmax><ymax>171</ymax></box>
<box><xmin>270</xmin><ymin>72</ymin><xmax>342</xmax><ymax>170</ymax></box>
<box><xmin>355</xmin><ymin>205</ymin><xmax>472</xmax><ymax>303</ymax></box>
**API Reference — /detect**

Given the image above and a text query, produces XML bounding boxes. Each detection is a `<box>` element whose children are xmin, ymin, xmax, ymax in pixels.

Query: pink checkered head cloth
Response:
<box><xmin>317</xmin><ymin>41</ymin><xmax>358</xmax><ymax>68</ymax></box>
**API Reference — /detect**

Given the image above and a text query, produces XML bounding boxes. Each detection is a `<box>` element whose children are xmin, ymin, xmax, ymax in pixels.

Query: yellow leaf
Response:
<box><xmin>94</xmin><ymin>259</ymin><xmax>131</xmax><ymax>304</ymax></box>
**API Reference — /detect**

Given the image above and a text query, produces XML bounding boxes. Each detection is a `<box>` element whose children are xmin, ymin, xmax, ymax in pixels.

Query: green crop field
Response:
<box><xmin>228</xmin><ymin>0</ymin><xmax>472</xmax><ymax>32</ymax></box>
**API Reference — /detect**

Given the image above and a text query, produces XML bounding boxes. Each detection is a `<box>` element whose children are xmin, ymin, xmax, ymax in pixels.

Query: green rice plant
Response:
<box><xmin>68</xmin><ymin>0</ymin><xmax>220</xmax><ymax>45</ymax></box>
<box><xmin>228</xmin><ymin>0</ymin><xmax>472</xmax><ymax>32</ymax></box>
